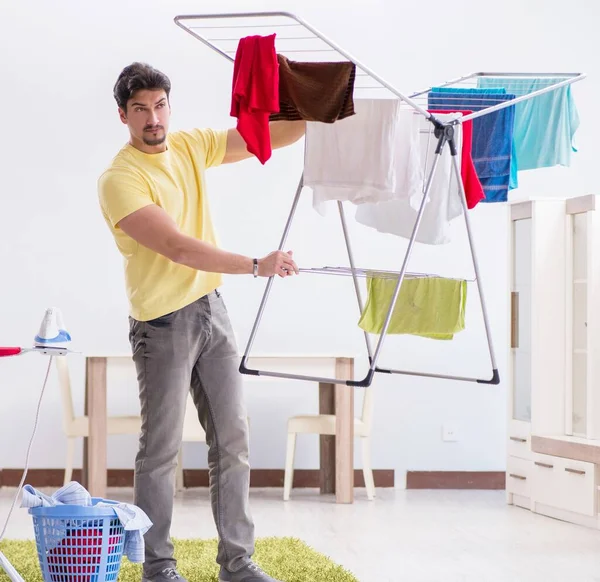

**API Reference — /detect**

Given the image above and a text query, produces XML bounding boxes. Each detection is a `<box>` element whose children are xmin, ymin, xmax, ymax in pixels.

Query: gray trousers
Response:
<box><xmin>128</xmin><ymin>290</ymin><xmax>254</xmax><ymax>577</ymax></box>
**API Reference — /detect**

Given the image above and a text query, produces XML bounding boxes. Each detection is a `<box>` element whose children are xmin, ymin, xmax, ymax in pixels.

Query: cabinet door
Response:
<box><xmin>571</xmin><ymin>212</ymin><xmax>588</xmax><ymax>436</ymax></box>
<box><xmin>512</xmin><ymin>218</ymin><xmax>532</xmax><ymax>422</ymax></box>
<box><xmin>532</xmin><ymin>453</ymin><xmax>596</xmax><ymax>517</ymax></box>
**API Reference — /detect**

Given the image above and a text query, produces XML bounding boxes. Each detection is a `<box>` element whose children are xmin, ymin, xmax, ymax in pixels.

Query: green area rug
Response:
<box><xmin>0</xmin><ymin>537</ymin><xmax>358</xmax><ymax>582</ymax></box>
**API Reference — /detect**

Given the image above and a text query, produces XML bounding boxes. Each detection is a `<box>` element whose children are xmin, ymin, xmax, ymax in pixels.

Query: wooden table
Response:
<box><xmin>83</xmin><ymin>354</ymin><xmax>356</xmax><ymax>503</ymax></box>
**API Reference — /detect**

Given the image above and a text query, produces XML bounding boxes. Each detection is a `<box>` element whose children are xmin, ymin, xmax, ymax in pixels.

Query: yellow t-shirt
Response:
<box><xmin>97</xmin><ymin>128</ymin><xmax>228</xmax><ymax>322</ymax></box>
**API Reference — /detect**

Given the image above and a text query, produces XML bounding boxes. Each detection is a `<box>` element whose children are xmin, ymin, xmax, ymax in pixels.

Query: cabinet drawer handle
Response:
<box><xmin>509</xmin><ymin>473</ymin><xmax>526</xmax><ymax>480</ymax></box>
<box><xmin>509</xmin><ymin>436</ymin><xmax>527</xmax><ymax>443</ymax></box>
<box><xmin>534</xmin><ymin>462</ymin><xmax>553</xmax><ymax>469</ymax></box>
<box><xmin>511</xmin><ymin>291</ymin><xmax>519</xmax><ymax>348</ymax></box>
<box><xmin>565</xmin><ymin>468</ymin><xmax>586</xmax><ymax>475</ymax></box>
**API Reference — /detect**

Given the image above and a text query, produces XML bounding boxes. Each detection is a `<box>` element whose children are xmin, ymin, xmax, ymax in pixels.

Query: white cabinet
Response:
<box><xmin>507</xmin><ymin>196</ymin><xmax>600</xmax><ymax>530</ymax></box>
<box><xmin>507</xmin><ymin>199</ymin><xmax>567</xmax><ymax>511</ymax></box>
<box><xmin>508</xmin><ymin>200</ymin><xmax>567</xmax><ymax>440</ymax></box>
<box><xmin>565</xmin><ymin>195</ymin><xmax>600</xmax><ymax>439</ymax></box>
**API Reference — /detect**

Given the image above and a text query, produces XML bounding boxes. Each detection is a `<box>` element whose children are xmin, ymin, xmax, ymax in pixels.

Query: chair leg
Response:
<box><xmin>361</xmin><ymin>437</ymin><xmax>376</xmax><ymax>500</ymax></box>
<box><xmin>283</xmin><ymin>432</ymin><xmax>297</xmax><ymax>501</ymax></box>
<box><xmin>175</xmin><ymin>447</ymin><xmax>184</xmax><ymax>494</ymax></box>
<box><xmin>64</xmin><ymin>437</ymin><xmax>75</xmax><ymax>487</ymax></box>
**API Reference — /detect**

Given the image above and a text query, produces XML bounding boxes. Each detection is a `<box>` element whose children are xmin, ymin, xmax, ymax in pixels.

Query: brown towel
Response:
<box><xmin>269</xmin><ymin>54</ymin><xmax>356</xmax><ymax>123</ymax></box>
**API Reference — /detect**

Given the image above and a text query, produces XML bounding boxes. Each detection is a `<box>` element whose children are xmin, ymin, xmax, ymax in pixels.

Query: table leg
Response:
<box><xmin>85</xmin><ymin>357</ymin><xmax>107</xmax><ymax>498</ymax></box>
<box><xmin>335</xmin><ymin>357</ymin><xmax>354</xmax><ymax>504</ymax></box>
<box><xmin>319</xmin><ymin>382</ymin><xmax>335</xmax><ymax>494</ymax></box>
<box><xmin>82</xmin><ymin>364</ymin><xmax>89</xmax><ymax>490</ymax></box>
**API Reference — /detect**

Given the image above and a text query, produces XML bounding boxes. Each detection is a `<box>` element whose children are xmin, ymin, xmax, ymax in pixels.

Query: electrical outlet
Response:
<box><xmin>442</xmin><ymin>424</ymin><xmax>459</xmax><ymax>442</ymax></box>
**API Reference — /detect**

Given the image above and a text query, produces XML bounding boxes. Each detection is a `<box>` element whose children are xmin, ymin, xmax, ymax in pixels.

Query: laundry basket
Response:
<box><xmin>29</xmin><ymin>498</ymin><xmax>126</xmax><ymax>582</ymax></box>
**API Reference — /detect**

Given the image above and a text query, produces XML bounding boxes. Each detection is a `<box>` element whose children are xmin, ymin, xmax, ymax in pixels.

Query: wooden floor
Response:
<box><xmin>2</xmin><ymin>487</ymin><xmax>600</xmax><ymax>581</ymax></box>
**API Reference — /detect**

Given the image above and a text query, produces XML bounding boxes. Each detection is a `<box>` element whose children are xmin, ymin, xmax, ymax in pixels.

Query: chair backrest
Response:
<box><xmin>55</xmin><ymin>356</ymin><xmax>76</xmax><ymax>431</ymax></box>
<box><xmin>360</xmin><ymin>384</ymin><xmax>374</xmax><ymax>432</ymax></box>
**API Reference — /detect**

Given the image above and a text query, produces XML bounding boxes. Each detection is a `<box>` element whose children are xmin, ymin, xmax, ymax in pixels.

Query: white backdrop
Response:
<box><xmin>0</xmin><ymin>0</ymin><xmax>597</xmax><ymax>484</ymax></box>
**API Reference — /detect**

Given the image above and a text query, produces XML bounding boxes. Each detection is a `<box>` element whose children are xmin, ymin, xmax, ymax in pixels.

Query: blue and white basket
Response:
<box><xmin>29</xmin><ymin>498</ymin><xmax>125</xmax><ymax>582</ymax></box>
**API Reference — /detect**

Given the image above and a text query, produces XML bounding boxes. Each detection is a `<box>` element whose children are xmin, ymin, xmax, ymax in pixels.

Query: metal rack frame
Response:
<box><xmin>174</xmin><ymin>11</ymin><xmax>586</xmax><ymax>387</ymax></box>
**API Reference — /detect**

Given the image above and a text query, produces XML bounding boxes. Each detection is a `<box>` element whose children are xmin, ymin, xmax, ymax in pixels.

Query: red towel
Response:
<box><xmin>230</xmin><ymin>34</ymin><xmax>280</xmax><ymax>164</ymax></box>
<box><xmin>428</xmin><ymin>110</ymin><xmax>485</xmax><ymax>210</ymax></box>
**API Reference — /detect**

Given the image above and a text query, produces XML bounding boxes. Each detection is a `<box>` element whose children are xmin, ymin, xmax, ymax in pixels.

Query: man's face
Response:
<box><xmin>119</xmin><ymin>89</ymin><xmax>170</xmax><ymax>149</ymax></box>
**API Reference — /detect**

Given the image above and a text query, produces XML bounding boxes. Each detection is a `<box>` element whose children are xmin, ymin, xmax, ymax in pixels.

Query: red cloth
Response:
<box><xmin>230</xmin><ymin>34</ymin><xmax>280</xmax><ymax>164</ymax></box>
<box><xmin>428</xmin><ymin>110</ymin><xmax>485</xmax><ymax>210</ymax></box>
<box><xmin>47</xmin><ymin>527</ymin><xmax>122</xmax><ymax>582</ymax></box>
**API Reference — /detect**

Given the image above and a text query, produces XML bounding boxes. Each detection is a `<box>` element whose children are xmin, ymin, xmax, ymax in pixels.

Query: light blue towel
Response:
<box><xmin>21</xmin><ymin>482</ymin><xmax>152</xmax><ymax>563</ymax></box>
<box><xmin>477</xmin><ymin>77</ymin><xmax>580</xmax><ymax>172</ymax></box>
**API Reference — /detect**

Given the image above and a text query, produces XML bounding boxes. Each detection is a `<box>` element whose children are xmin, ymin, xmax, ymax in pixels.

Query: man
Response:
<box><xmin>97</xmin><ymin>62</ymin><xmax>304</xmax><ymax>582</ymax></box>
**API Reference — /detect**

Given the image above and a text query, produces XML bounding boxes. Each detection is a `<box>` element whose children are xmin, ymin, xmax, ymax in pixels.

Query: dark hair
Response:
<box><xmin>113</xmin><ymin>62</ymin><xmax>171</xmax><ymax>111</ymax></box>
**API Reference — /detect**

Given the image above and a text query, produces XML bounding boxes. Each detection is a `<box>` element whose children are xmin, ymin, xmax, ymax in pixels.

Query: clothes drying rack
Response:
<box><xmin>174</xmin><ymin>11</ymin><xmax>585</xmax><ymax>388</ymax></box>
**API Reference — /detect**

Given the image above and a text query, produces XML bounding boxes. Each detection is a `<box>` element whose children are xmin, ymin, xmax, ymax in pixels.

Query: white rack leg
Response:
<box><xmin>374</xmin><ymin>127</ymin><xmax>499</xmax><ymax>385</ymax></box>
<box><xmin>337</xmin><ymin>200</ymin><xmax>374</xmax><ymax>361</ymax></box>
<box><xmin>0</xmin><ymin>551</ymin><xmax>25</xmax><ymax>582</ymax></box>
<box><xmin>240</xmin><ymin>175</ymin><xmax>304</xmax><ymax>374</ymax></box>
<box><xmin>366</xmin><ymin>135</ymin><xmax>445</xmax><ymax>376</ymax></box>
<box><xmin>450</xmin><ymin>153</ymin><xmax>499</xmax><ymax>380</ymax></box>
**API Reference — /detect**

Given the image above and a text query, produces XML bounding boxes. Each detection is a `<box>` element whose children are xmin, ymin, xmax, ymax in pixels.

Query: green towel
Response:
<box><xmin>358</xmin><ymin>276</ymin><xmax>467</xmax><ymax>339</ymax></box>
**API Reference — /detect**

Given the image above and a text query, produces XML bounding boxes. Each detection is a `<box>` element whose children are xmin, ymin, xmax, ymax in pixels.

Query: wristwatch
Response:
<box><xmin>253</xmin><ymin>258</ymin><xmax>258</xmax><ymax>278</ymax></box>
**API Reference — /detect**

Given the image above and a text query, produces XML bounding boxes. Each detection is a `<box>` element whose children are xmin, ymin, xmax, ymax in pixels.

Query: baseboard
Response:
<box><xmin>0</xmin><ymin>470</ymin><xmax>506</xmax><ymax>490</ymax></box>
<box><xmin>406</xmin><ymin>471</ymin><xmax>506</xmax><ymax>490</ymax></box>
<box><xmin>0</xmin><ymin>469</ymin><xmax>395</xmax><ymax>489</ymax></box>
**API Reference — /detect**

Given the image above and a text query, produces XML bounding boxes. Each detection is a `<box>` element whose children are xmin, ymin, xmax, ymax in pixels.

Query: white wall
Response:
<box><xmin>0</xmin><ymin>0</ymin><xmax>597</xmax><ymax>483</ymax></box>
